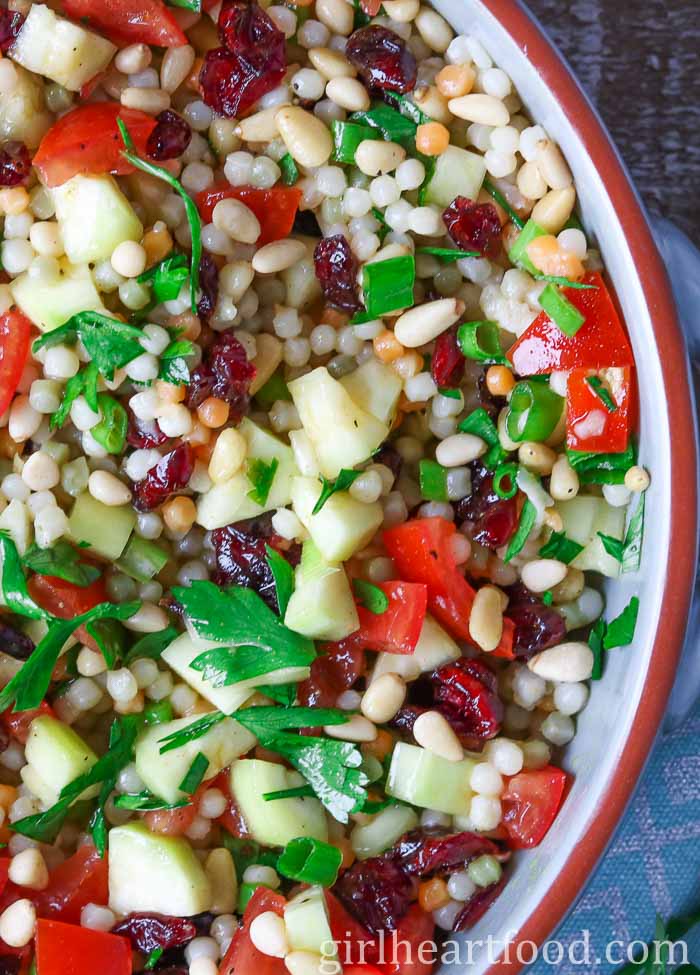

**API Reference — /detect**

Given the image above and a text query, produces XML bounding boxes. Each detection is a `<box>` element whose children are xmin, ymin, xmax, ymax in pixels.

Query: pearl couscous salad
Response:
<box><xmin>0</xmin><ymin>0</ymin><xmax>648</xmax><ymax>971</ymax></box>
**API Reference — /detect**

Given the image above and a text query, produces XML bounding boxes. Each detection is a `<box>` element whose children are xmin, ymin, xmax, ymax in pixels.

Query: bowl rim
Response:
<box><xmin>470</xmin><ymin>1</ymin><xmax>698</xmax><ymax>970</ymax></box>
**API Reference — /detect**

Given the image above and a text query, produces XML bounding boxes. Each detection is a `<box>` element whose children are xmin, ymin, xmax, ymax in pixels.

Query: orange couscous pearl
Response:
<box><xmin>418</xmin><ymin>878</ymin><xmax>451</xmax><ymax>912</ymax></box>
<box><xmin>155</xmin><ymin>380</ymin><xmax>186</xmax><ymax>404</ymax></box>
<box><xmin>526</xmin><ymin>235</ymin><xmax>584</xmax><ymax>279</ymax></box>
<box><xmin>435</xmin><ymin>63</ymin><xmax>476</xmax><ymax>98</ymax></box>
<box><xmin>162</xmin><ymin>496</ymin><xmax>197</xmax><ymax>534</ymax></box>
<box><xmin>373</xmin><ymin>330</ymin><xmax>405</xmax><ymax>363</ymax></box>
<box><xmin>362</xmin><ymin>729</ymin><xmax>394</xmax><ymax>762</ymax></box>
<box><xmin>333</xmin><ymin>837</ymin><xmax>356</xmax><ymax>871</ymax></box>
<box><xmin>485</xmin><ymin>365</ymin><xmax>516</xmax><ymax>397</ymax></box>
<box><xmin>415</xmin><ymin>121</ymin><xmax>450</xmax><ymax>156</ymax></box>
<box><xmin>171</xmin><ymin>312</ymin><xmax>202</xmax><ymax>341</ymax></box>
<box><xmin>142</xmin><ymin>226</ymin><xmax>174</xmax><ymax>267</ymax></box>
<box><xmin>197</xmin><ymin>397</ymin><xmax>230</xmax><ymax>429</ymax></box>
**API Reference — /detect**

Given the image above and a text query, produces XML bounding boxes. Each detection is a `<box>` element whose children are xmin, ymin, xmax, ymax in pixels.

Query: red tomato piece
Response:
<box><xmin>326</xmin><ymin>890</ymin><xmax>381</xmax><ymax>968</ymax></box>
<box><xmin>1</xmin><ymin>701</ymin><xmax>54</xmax><ymax>744</ymax></box>
<box><xmin>33</xmin><ymin>104</ymin><xmax>156</xmax><ymax>188</ymax></box>
<box><xmin>27</xmin><ymin>573</ymin><xmax>108</xmax><ymax>653</ymax></box>
<box><xmin>350</xmin><ymin>581</ymin><xmax>427</xmax><ymax>655</ymax></box>
<box><xmin>219</xmin><ymin>887</ymin><xmax>287</xmax><ymax>975</ymax></box>
<box><xmin>35</xmin><ymin>918</ymin><xmax>131</xmax><ymax>975</ymax></box>
<box><xmin>62</xmin><ymin>0</ymin><xmax>187</xmax><ymax>46</ymax></box>
<box><xmin>507</xmin><ymin>272</ymin><xmax>634</xmax><ymax>376</ymax></box>
<box><xmin>34</xmin><ymin>845</ymin><xmax>109</xmax><ymax>924</ymax></box>
<box><xmin>566</xmin><ymin>366</ymin><xmax>634</xmax><ymax>453</ymax></box>
<box><xmin>0</xmin><ymin>310</ymin><xmax>31</xmax><ymax>417</ymax></box>
<box><xmin>379</xmin><ymin>905</ymin><xmax>436</xmax><ymax>975</ymax></box>
<box><xmin>345</xmin><ymin>968</ymin><xmax>385</xmax><ymax>975</ymax></box>
<box><xmin>195</xmin><ymin>184</ymin><xmax>302</xmax><ymax>245</ymax></box>
<box><xmin>501</xmin><ymin>766</ymin><xmax>568</xmax><ymax>849</ymax></box>
<box><xmin>382</xmin><ymin>518</ymin><xmax>514</xmax><ymax>657</ymax></box>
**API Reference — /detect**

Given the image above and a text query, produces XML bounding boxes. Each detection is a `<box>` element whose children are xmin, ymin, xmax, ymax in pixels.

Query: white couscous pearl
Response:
<box><xmin>125</xmin><ymin>352</ymin><xmax>159</xmax><ymax>382</ymax></box>
<box><xmin>111</xmin><ymin>240</ymin><xmax>147</xmax><ymax>278</ymax></box>
<box><xmin>80</xmin><ymin>903</ymin><xmax>116</xmax><ymax>931</ymax></box>
<box><xmin>469</xmin><ymin>795</ymin><xmax>502</xmax><ymax>832</ymax></box>
<box><xmin>395</xmin><ymin>158</ymin><xmax>425</xmax><ymax>191</ymax></box>
<box><xmin>0</xmin><ymin>899</ymin><xmax>36</xmax><ymax>947</ymax></box>
<box><xmin>249</xmin><ymin>912</ymin><xmax>288</xmax><ymax>958</ymax></box>
<box><xmin>553</xmin><ymin>681</ymin><xmax>589</xmax><ymax>716</ymax></box>
<box><xmin>21</xmin><ymin>452</ymin><xmax>60</xmax><ymax>491</ymax></box>
<box><xmin>486</xmin><ymin>739</ymin><xmax>524</xmax><ymax>776</ymax></box>
<box><xmin>541</xmin><ymin>711</ymin><xmax>576</xmax><ymax>746</ymax></box>
<box><xmin>469</xmin><ymin>762</ymin><xmax>503</xmax><ymax>796</ymax></box>
<box><xmin>43</xmin><ymin>345</ymin><xmax>80</xmax><ymax>380</ymax></box>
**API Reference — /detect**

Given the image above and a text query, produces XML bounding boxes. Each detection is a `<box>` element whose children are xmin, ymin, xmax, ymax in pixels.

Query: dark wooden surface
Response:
<box><xmin>525</xmin><ymin>0</ymin><xmax>700</xmax><ymax>242</ymax></box>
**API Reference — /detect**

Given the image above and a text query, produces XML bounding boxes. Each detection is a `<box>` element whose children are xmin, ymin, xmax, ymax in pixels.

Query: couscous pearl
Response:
<box><xmin>0</xmin><ymin>899</ymin><xmax>36</xmax><ymax>947</ymax></box>
<box><xmin>468</xmin><ymin>796</ymin><xmax>502</xmax><ymax>832</ymax></box>
<box><xmin>541</xmin><ymin>711</ymin><xmax>576</xmax><ymax>746</ymax></box>
<box><xmin>249</xmin><ymin>912</ymin><xmax>288</xmax><ymax>958</ymax></box>
<box><xmin>8</xmin><ymin>396</ymin><xmax>42</xmax><ymax>442</ymax></box>
<box><xmin>126</xmin><ymin>352</ymin><xmax>159</xmax><ymax>383</ymax></box>
<box><xmin>34</xmin><ymin>506</ymin><xmax>69</xmax><ymax>548</ymax></box>
<box><xmin>80</xmin><ymin>904</ymin><xmax>116</xmax><ymax>931</ymax></box>
<box><xmin>21</xmin><ymin>452</ymin><xmax>60</xmax><ymax>491</ymax></box>
<box><xmin>111</xmin><ymin>240</ymin><xmax>147</xmax><ymax>278</ymax></box>
<box><xmin>469</xmin><ymin>762</ymin><xmax>503</xmax><ymax>796</ymax></box>
<box><xmin>107</xmin><ymin>669</ymin><xmax>139</xmax><ymax>703</ymax></box>
<box><xmin>485</xmin><ymin>739</ymin><xmax>523</xmax><ymax>776</ymax></box>
<box><xmin>8</xmin><ymin>849</ymin><xmax>49</xmax><ymax>891</ymax></box>
<box><xmin>553</xmin><ymin>681</ymin><xmax>589</xmax><ymax>716</ymax></box>
<box><xmin>158</xmin><ymin>403</ymin><xmax>194</xmax><ymax>438</ymax></box>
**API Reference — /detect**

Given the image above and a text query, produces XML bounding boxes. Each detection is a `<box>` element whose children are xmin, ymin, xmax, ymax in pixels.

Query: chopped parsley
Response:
<box><xmin>312</xmin><ymin>468</ymin><xmax>361</xmax><ymax>514</ymax></box>
<box><xmin>246</xmin><ymin>457</ymin><xmax>279</xmax><ymax>507</ymax></box>
<box><xmin>586</xmin><ymin>376</ymin><xmax>618</xmax><ymax>412</ymax></box>
<box><xmin>458</xmin><ymin>408</ymin><xmax>507</xmax><ymax>470</ymax></box>
<box><xmin>33</xmin><ymin>313</ymin><xmax>144</xmax><ymax>380</ymax></box>
<box><xmin>0</xmin><ymin>533</ymin><xmax>51</xmax><ymax>620</ymax></box>
<box><xmin>589</xmin><ymin>596</ymin><xmax>640</xmax><ymax>680</ymax></box>
<box><xmin>159</xmin><ymin>339</ymin><xmax>195</xmax><ymax>386</ymax></box>
<box><xmin>90</xmin><ymin>394</ymin><xmax>128</xmax><ymax>455</ymax></box>
<box><xmin>265</xmin><ymin>545</ymin><xmax>295</xmax><ymax>617</ymax></box>
<box><xmin>538</xmin><ymin>530</ymin><xmax>585</xmax><ymax>564</ymax></box>
<box><xmin>138</xmin><ymin>253</ymin><xmax>189</xmax><ymax>303</ymax></box>
<box><xmin>49</xmin><ymin>362</ymin><xmax>99</xmax><ymax>431</ymax></box>
<box><xmin>504</xmin><ymin>499</ymin><xmax>537</xmax><ymax>562</ymax></box>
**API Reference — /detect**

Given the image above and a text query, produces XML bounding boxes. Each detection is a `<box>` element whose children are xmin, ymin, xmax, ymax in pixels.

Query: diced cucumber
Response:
<box><xmin>52</xmin><ymin>175</ymin><xmax>143</xmax><ymax>264</ymax></box>
<box><xmin>230</xmin><ymin>759</ymin><xmax>328</xmax><ymax>847</ymax></box>
<box><xmin>11</xmin><ymin>261</ymin><xmax>105</xmax><ymax>334</ymax></box>
<box><xmin>386</xmin><ymin>742</ymin><xmax>475</xmax><ymax>816</ymax></box>
<box><xmin>0</xmin><ymin>499</ymin><xmax>31</xmax><ymax>554</ymax></box>
<box><xmin>21</xmin><ymin>716</ymin><xmax>98</xmax><ymax>806</ymax></box>
<box><xmin>10</xmin><ymin>4</ymin><xmax>115</xmax><ymax>92</ymax></box>
<box><xmin>108</xmin><ymin>822</ymin><xmax>211</xmax><ymax>916</ymax></box>
<box><xmin>371</xmin><ymin>614</ymin><xmax>460</xmax><ymax>683</ymax></box>
<box><xmin>291</xmin><ymin>476</ymin><xmax>383</xmax><ymax>563</ymax></box>
<box><xmin>0</xmin><ymin>63</ymin><xmax>51</xmax><ymax>149</ymax></box>
<box><xmin>284</xmin><ymin>886</ymin><xmax>337</xmax><ymax>965</ymax></box>
<box><xmin>135</xmin><ymin>715</ymin><xmax>255</xmax><ymax>804</ymax></box>
<box><xmin>284</xmin><ymin>540</ymin><xmax>359</xmax><ymax>641</ymax></box>
<box><xmin>289</xmin><ymin>429</ymin><xmax>321</xmax><ymax>477</ymax></box>
<box><xmin>68</xmin><ymin>492</ymin><xmax>136</xmax><ymax>561</ymax></box>
<box><xmin>350</xmin><ymin>804</ymin><xmax>419</xmax><ymax>860</ymax></box>
<box><xmin>288</xmin><ymin>367</ymin><xmax>389</xmax><ymax>478</ymax></box>
<box><xmin>340</xmin><ymin>359</ymin><xmax>403</xmax><ymax>425</ymax></box>
<box><xmin>196</xmin><ymin>418</ymin><xmax>299</xmax><ymax>530</ymax></box>
<box><xmin>507</xmin><ymin>218</ymin><xmax>548</xmax><ymax>275</ymax></box>
<box><xmin>117</xmin><ymin>535</ymin><xmax>168</xmax><ymax>583</ymax></box>
<box><xmin>422</xmin><ymin>145</ymin><xmax>487</xmax><ymax>208</ymax></box>
<box><xmin>280</xmin><ymin>245</ymin><xmax>322</xmax><ymax>310</ymax></box>
<box><xmin>556</xmin><ymin>496</ymin><xmax>625</xmax><ymax>577</ymax></box>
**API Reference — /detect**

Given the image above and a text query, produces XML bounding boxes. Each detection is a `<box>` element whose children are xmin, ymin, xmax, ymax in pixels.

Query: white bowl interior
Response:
<box><xmin>425</xmin><ymin>1</ymin><xmax>672</xmax><ymax>969</ymax></box>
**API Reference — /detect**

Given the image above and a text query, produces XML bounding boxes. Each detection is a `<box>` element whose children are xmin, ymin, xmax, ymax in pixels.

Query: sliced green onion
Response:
<box><xmin>586</xmin><ymin>376</ymin><xmax>617</xmax><ymax>412</ymax></box>
<box><xmin>507</xmin><ymin>218</ymin><xmax>547</xmax><ymax>274</ymax></box>
<box><xmin>483</xmin><ymin>178</ymin><xmax>524</xmax><ymax>230</ymax></box>
<box><xmin>178</xmin><ymin>751</ymin><xmax>209</xmax><ymax>795</ymax></box>
<box><xmin>362</xmin><ymin>254</ymin><xmax>415</xmax><ymax>318</ymax></box>
<box><xmin>117</xmin><ymin>535</ymin><xmax>168</xmax><ymax>583</ymax></box>
<box><xmin>331</xmin><ymin>119</ymin><xmax>381</xmax><ymax>164</ymax></box>
<box><xmin>492</xmin><ymin>463</ymin><xmax>518</xmax><ymax>500</ymax></box>
<box><xmin>533</xmin><ymin>273</ymin><xmax>597</xmax><ymax>290</ymax></box>
<box><xmin>277</xmin><ymin>837</ymin><xmax>343</xmax><ymax>887</ymax></box>
<box><xmin>263</xmin><ymin>785</ymin><xmax>315</xmax><ymax>801</ymax></box>
<box><xmin>566</xmin><ymin>441</ymin><xmax>636</xmax><ymax>485</ymax></box>
<box><xmin>144</xmin><ymin>700</ymin><xmax>174</xmax><ymax>725</ymax></box>
<box><xmin>457</xmin><ymin>320</ymin><xmax>508</xmax><ymax>365</ymax></box>
<box><xmin>542</xmin><ymin>590</ymin><xmax>553</xmax><ymax>606</ymax></box>
<box><xmin>383</xmin><ymin>91</ymin><xmax>430</xmax><ymax>125</ymax></box>
<box><xmin>279</xmin><ymin>153</ymin><xmax>299</xmax><ymax>185</ymax></box>
<box><xmin>458</xmin><ymin>407</ymin><xmax>506</xmax><ymax>470</ymax></box>
<box><xmin>352</xmin><ymin>578</ymin><xmax>389</xmax><ymax>614</ymax></box>
<box><xmin>416</xmin><ymin>247</ymin><xmax>479</xmax><ymax>261</ymax></box>
<box><xmin>506</xmin><ymin>379</ymin><xmax>564</xmax><ymax>443</ymax></box>
<box><xmin>349</xmin><ymin>103</ymin><xmax>417</xmax><ymax>144</ymax></box>
<box><xmin>539</xmin><ymin>283</ymin><xmax>585</xmax><ymax>336</ymax></box>
<box><xmin>504</xmin><ymin>498</ymin><xmax>537</xmax><ymax>562</ymax></box>
<box><xmin>419</xmin><ymin>459</ymin><xmax>448</xmax><ymax>502</ymax></box>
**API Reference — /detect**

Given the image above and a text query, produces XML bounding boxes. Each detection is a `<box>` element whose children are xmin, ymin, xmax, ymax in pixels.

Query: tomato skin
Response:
<box><xmin>1</xmin><ymin>701</ymin><xmax>54</xmax><ymax>745</ymax></box>
<box><xmin>566</xmin><ymin>366</ymin><xmax>634</xmax><ymax>453</ymax></box>
<box><xmin>379</xmin><ymin>905</ymin><xmax>436</xmax><ymax>975</ymax></box>
<box><xmin>27</xmin><ymin>573</ymin><xmax>108</xmax><ymax>652</ymax></box>
<box><xmin>501</xmin><ymin>766</ymin><xmax>568</xmax><ymax>849</ymax></box>
<box><xmin>383</xmin><ymin>518</ymin><xmax>514</xmax><ymax>657</ymax></box>
<box><xmin>62</xmin><ymin>0</ymin><xmax>187</xmax><ymax>47</ymax></box>
<box><xmin>508</xmin><ymin>272</ymin><xmax>634</xmax><ymax>375</ymax></box>
<box><xmin>219</xmin><ymin>887</ymin><xmax>287</xmax><ymax>975</ymax></box>
<box><xmin>36</xmin><ymin>918</ymin><xmax>131</xmax><ymax>975</ymax></box>
<box><xmin>33</xmin><ymin>104</ymin><xmax>156</xmax><ymax>188</ymax></box>
<box><xmin>35</xmin><ymin>845</ymin><xmax>109</xmax><ymax>924</ymax></box>
<box><xmin>348</xmin><ymin>581</ymin><xmax>427</xmax><ymax>655</ymax></box>
<box><xmin>195</xmin><ymin>184</ymin><xmax>302</xmax><ymax>245</ymax></box>
<box><xmin>0</xmin><ymin>310</ymin><xmax>32</xmax><ymax>418</ymax></box>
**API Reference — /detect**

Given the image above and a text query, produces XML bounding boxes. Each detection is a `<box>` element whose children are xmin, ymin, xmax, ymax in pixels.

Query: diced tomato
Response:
<box><xmin>219</xmin><ymin>887</ymin><xmax>287</xmax><ymax>975</ymax></box>
<box><xmin>566</xmin><ymin>366</ymin><xmax>634</xmax><ymax>453</ymax></box>
<box><xmin>33</xmin><ymin>104</ymin><xmax>156</xmax><ymax>188</ymax></box>
<box><xmin>345</xmin><ymin>968</ymin><xmax>385</xmax><ymax>975</ymax></box>
<box><xmin>27</xmin><ymin>573</ymin><xmax>108</xmax><ymax>652</ymax></box>
<box><xmin>348</xmin><ymin>581</ymin><xmax>427</xmax><ymax>655</ymax></box>
<box><xmin>0</xmin><ymin>310</ymin><xmax>32</xmax><ymax>418</ymax></box>
<box><xmin>326</xmin><ymin>891</ymin><xmax>381</xmax><ymax>967</ymax></box>
<box><xmin>501</xmin><ymin>766</ymin><xmax>568</xmax><ymax>849</ymax></box>
<box><xmin>1</xmin><ymin>701</ymin><xmax>54</xmax><ymax>745</ymax></box>
<box><xmin>0</xmin><ymin>859</ymin><xmax>9</xmax><ymax>897</ymax></box>
<box><xmin>34</xmin><ymin>845</ymin><xmax>109</xmax><ymax>924</ymax></box>
<box><xmin>382</xmin><ymin>518</ymin><xmax>514</xmax><ymax>657</ymax></box>
<box><xmin>62</xmin><ymin>0</ymin><xmax>187</xmax><ymax>47</ymax></box>
<box><xmin>195</xmin><ymin>184</ymin><xmax>302</xmax><ymax>246</ymax></box>
<box><xmin>144</xmin><ymin>780</ymin><xmax>211</xmax><ymax>835</ymax></box>
<box><xmin>379</xmin><ymin>905</ymin><xmax>436</xmax><ymax>975</ymax></box>
<box><xmin>507</xmin><ymin>272</ymin><xmax>634</xmax><ymax>376</ymax></box>
<box><xmin>35</xmin><ymin>918</ymin><xmax>131</xmax><ymax>975</ymax></box>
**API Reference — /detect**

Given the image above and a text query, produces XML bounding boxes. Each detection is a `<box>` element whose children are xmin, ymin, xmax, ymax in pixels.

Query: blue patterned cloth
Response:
<box><xmin>529</xmin><ymin>703</ymin><xmax>700</xmax><ymax>972</ymax></box>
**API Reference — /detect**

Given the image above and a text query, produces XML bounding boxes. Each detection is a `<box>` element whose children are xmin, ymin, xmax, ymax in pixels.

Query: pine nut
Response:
<box><xmin>518</xmin><ymin>441</ymin><xmax>556</xmax><ymax>475</ymax></box>
<box><xmin>120</xmin><ymin>87</ymin><xmax>170</xmax><ymax>114</ymax></box>
<box><xmin>382</xmin><ymin>0</ymin><xmax>420</xmax><ymax>20</ymax></box>
<box><xmin>355</xmin><ymin>139</ymin><xmax>406</xmax><ymax>177</ymax></box>
<box><xmin>361</xmin><ymin>673</ymin><xmax>406</xmax><ymax>724</ymax></box>
<box><xmin>204</xmin><ymin>848</ymin><xmax>237</xmax><ymax>914</ymax></box>
<box><xmin>521</xmin><ymin>558</ymin><xmax>567</xmax><ymax>592</ymax></box>
<box><xmin>535</xmin><ymin>140</ymin><xmax>573</xmax><ymax>189</ymax></box>
<box><xmin>250</xmin><ymin>333</ymin><xmax>284</xmax><ymax>395</ymax></box>
<box><xmin>8</xmin><ymin>849</ymin><xmax>49</xmax><ymax>891</ymax></box>
<box><xmin>469</xmin><ymin>585</ymin><xmax>504</xmax><ymax>652</ymax></box>
<box><xmin>527</xmin><ymin>641</ymin><xmax>594</xmax><ymax>682</ymax></box>
<box><xmin>517</xmin><ymin>160</ymin><xmax>547</xmax><ymax>200</ymax></box>
<box><xmin>551</xmin><ymin>567</ymin><xmax>584</xmax><ymax>604</ymax></box>
<box><xmin>448</xmin><ymin>93</ymin><xmax>510</xmax><ymax>126</ymax></box>
<box><xmin>285</xmin><ymin>951</ymin><xmax>326</xmax><ymax>975</ymax></box>
<box><xmin>252</xmin><ymin>239</ymin><xmax>307</xmax><ymax>274</ymax></box>
<box><xmin>394</xmin><ymin>298</ymin><xmax>464</xmax><ymax>348</ymax></box>
<box><xmin>549</xmin><ymin>455</ymin><xmax>579</xmax><ymax>500</ymax></box>
<box><xmin>413</xmin><ymin>710</ymin><xmax>464</xmax><ymax>762</ymax></box>
<box><xmin>236</xmin><ymin>106</ymin><xmax>286</xmax><ymax>142</ymax></box>
<box><xmin>124</xmin><ymin>602</ymin><xmax>169</xmax><ymax>633</ymax></box>
<box><xmin>413</xmin><ymin>86</ymin><xmax>452</xmax><ymax>125</ymax></box>
<box><xmin>0</xmin><ymin>899</ymin><xmax>36</xmax><ymax>948</ymax></box>
<box><xmin>88</xmin><ymin>471</ymin><xmax>132</xmax><ymax>507</ymax></box>
<box><xmin>208</xmin><ymin>427</ymin><xmax>247</xmax><ymax>483</ymax></box>
<box><xmin>624</xmin><ymin>465</ymin><xmax>650</xmax><ymax>492</ymax></box>
<box><xmin>250</xmin><ymin>911</ymin><xmax>288</xmax><ymax>958</ymax></box>
<box><xmin>531</xmin><ymin>186</ymin><xmax>576</xmax><ymax>234</ymax></box>
<box><xmin>308</xmin><ymin>47</ymin><xmax>356</xmax><ymax>79</ymax></box>
<box><xmin>276</xmin><ymin>106</ymin><xmax>333</xmax><ymax>167</ymax></box>
<box><xmin>326</xmin><ymin>77</ymin><xmax>370</xmax><ymax>112</ymax></box>
<box><xmin>115</xmin><ymin>43</ymin><xmax>151</xmax><ymax>76</ymax></box>
<box><xmin>414</xmin><ymin>7</ymin><xmax>453</xmax><ymax>53</ymax></box>
<box><xmin>315</xmin><ymin>0</ymin><xmax>354</xmax><ymax>35</ymax></box>
<box><xmin>324</xmin><ymin>714</ymin><xmax>377</xmax><ymax>742</ymax></box>
<box><xmin>160</xmin><ymin>45</ymin><xmax>195</xmax><ymax>93</ymax></box>
<box><xmin>435</xmin><ymin>433</ymin><xmax>486</xmax><ymax>467</ymax></box>
<box><xmin>213</xmin><ymin>199</ymin><xmax>261</xmax><ymax>244</ymax></box>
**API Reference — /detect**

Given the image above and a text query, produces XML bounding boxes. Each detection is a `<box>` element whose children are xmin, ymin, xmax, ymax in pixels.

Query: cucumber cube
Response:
<box><xmin>108</xmin><ymin>822</ymin><xmax>211</xmax><ymax>916</ymax></box>
<box><xmin>284</xmin><ymin>541</ymin><xmax>359</xmax><ymax>641</ymax></box>
<box><xmin>230</xmin><ymin>759</ymin><xmax>328</xmax><ymax>847</ymax></box>
<box><xmin>11</xmin><ymin>261</ymin><xmax>105</xmax><ymax>333</ymax></box>
<box><xmin>0</xmin><ymin>499</ymin><xmax>31</xmax><ymax>554</ymax></box>
<box><xmin>117</xmin><ymin>535</ymin><xmax>168</xmax><ymax>583</ymax></box>
<box><xmin>0</xmin><ymin>64</ymin><xmax>51</xmax><ymax>150</ymax></box>
<box><xmin>557</xmin><ymin>496</ymin><xmax>625</xmax><ymax>577</ymax></box>
<box><xmin>21</xmin><ymin>716</ymin><xmax>98</xmax><ymax>806</ymax></box>
<box><xmin>284</xmin><ymin>886</ymin><xmax>338</xmax><ymax>964</ymax></box>
<box><xmin>371</xmin><ymin>614</ymin><xmax>460</xmax><ymax>683</ymax></box>
<box><xmin>53</xmin><ymin>175</ymin><xmax>143</xmax><ymax>265</ymax></box>
<box><xmin>291</xmin><ymin>476</ymin><xmax>383</xmax><ymax>563</ymax></box>
<box><xmin>386</xmin><ymin>742</ymin><xmax>475</xmax><ymax>816</ymax></box>
<box><xmin>423</xmin><ymin>145</ymin><xmax>487</xmax><ymax>208</ymax></box>
<box><xmin>340</xmin><ymin>359</ymin><xmax>403</xmax><ymax>425</ymax></box>
<box><xmin>350</xmin><ymin>804</ymin><xmax>419</xmax><ymax>860</ymax></box>
<box><xmin>68</xmin><ymin>492</ymin><xmax>136</xmax><ymax>561</ymax></box>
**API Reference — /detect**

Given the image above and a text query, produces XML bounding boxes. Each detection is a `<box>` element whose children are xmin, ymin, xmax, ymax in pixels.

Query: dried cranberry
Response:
<box><xmin>298</xmin><ymin>642</ymin><xmax>365</xmax><ymax>708</ymax></box>
<box><xmin>113</xmin><ymin>914</ymin><xmax>196</xmax><ymax>953</ymax></box>
<box><xmin>372</xmin><ymin>442</ymin><xmax>402</xmax><ymax>484</ymax></box>
<box><xmin>187</xmin><ymin>331</ymin><xmax>255</xmax><ymax>417</ymax></box>
<box><xmin>334</xmin><ymin>855</ymin><xmax>416</xmax><ymax>934</ymax></box>
<box><xmin>200</xmin><ymin>1</ymin><xmax>286</xmax><ymax>118</ymax></box>
<box><xmin>0</xmin><ymin>957</ymin><xmax>22</xmax><ymax>975</ymax></box>
<box><xmin>393</xmin><ymin>829</ymin><xmax>499</xmax><ymax>876</ymax></box>
<box><xmin>431</xmin><ymin>325</ymin><xmax>464</xmax><ymax>389</ymax></box>
<box><xmin>431</xmin><ymin>657</ymin><xmax>503</xmax><ymax>745</ymax></box>
<box><xmin>313</xmin><ymin>234</ymin><xmax>362</xmax><ymax>313</ymax></box>
<box><xmin>197</xmin><ymin>253</ymin><xmax>219</xmax><ymax>322</ymax></box>
<box><xmin>346</xmin><ymin>26</ymin><xmax>417</xmax><ymax>93</ymax></box>
<box><xmin>127</xmin><ymin>411</ymin><xmax>169</xmax><ymax>449</ymax></box>
<box><xmin>131</xmin><ymin>443</ymin><xmax>194</xmax><ymax>512</ymax></box>
<box><xmin>147</xmin><ymin>110</ymin><xmax>192</xmax><ymax>161</ymax></box>
<box><xmin>505</xmin><ymin>582</ymin><xmax>567</xmax><ymax>658</ymax></box>
<box><xmin>454</xmin><ymin>875</ymin><xmax>507</xmax><ymax>930</ymax></box>
<box><xmin>0</xmin><ymin>623</ymin><xmax>34</xmax><ymax>661</ymax></box>
<box><xmin>0</xmin><ymin>10</ymin><xmax>23</xmax><ymax>52</ymax></box>
<box><xmin>443</xmin><ymin>197</ymin><xmax>502</xmax><ymax>259</ymax></box>
<box><xmin>0</xmin><ymin>141</ymin><xmax>30</xmax><ymax>187</ymax></box>
<box><xmin>212</xmin><ymin>522</ymin><xmax>281</xmax><ymax>611</ymax></box>
<box><xmin>456</xmin><ymin>462</ymin><xmax>519</xmax><ymax>549</ymax></box>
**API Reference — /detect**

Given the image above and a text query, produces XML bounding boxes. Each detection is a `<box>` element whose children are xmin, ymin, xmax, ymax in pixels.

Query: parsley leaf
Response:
<box><xmin>114</xmin><ymin>793</ymin><xmax>189</xmax><ymax>811</ymax></box>
<box><xmin>265</xmin><ymin>544</ymin><xmax>294</xmax><ymax>617</ymax></box>
<box><xmin>138</xmin><ymin>254</ymin><xmax>189</xmax><ymax>303</ymax></box>
<box><xmin>234</xmin><ymin>706</ymin><xmax>350</xmax><ymax>737</ymax></box>
<box><xmin>159</xmin><ymin>339</ymin><xmax>195</xmax><ymax>386</ymax></box>
<box><xmin>33</xmin><ymin>313</ymin><xmax>144</xmax><ymax>380</ymax></box>
<box><xmin>597</xmin><ymin>532</ymin><xmax>624</xmax><ymax>562</ymax></box>
<box><xmin>538</xmin><ymin>530</ymin><xmax>584</xmax><ymax>564</ymax></box>
<box><xmin>246</xmin><ymin>457</ymin><xmax>279</xmax><ymax>507</ymax></box>
<box><xmin>279</xmin><ymin>153</ymin><xmax>299</xmax><ymax>185</ymax></box>
<box><xmin>190</xmin><ymin>642</ymin><xmax>314</xmax><ymax>686</ymax></box>
<box><xmin>312</xmin><ymin>469</ymin><xmax>361</xmax><ymax>514</ymax></box>
<box><xmin>50</xmin><ymin>362</ymin><xmax>99</xmax><ymax>431</ymax></box>
<box><xmin>352</xmin><ymin>579</ymin><xmax>389</xmax><ymax>614</ymax></box>
<box><xmin>91</xmin><ymin>394</ymin><xmax>128</xmax><ymax>455</ymax></box>
<box><xmin>458</xmin><ymin>408</ymin><xmax>507</xmax><ymax>470</ymax></box>
<box><xmin>158</xmin><ymin>711</ymin><xmax>227</xmax><ymax>755</ymax></box>
<box><xmin>603</xmin><ymin>596</ymin><xmax>639</xmax><ymax>649</ymax></box>
<box><xmin>0</xmin><ymin>533</ymin><xmax>50</xmax><ymax>620</ymax></box>
<box><xmin>179</xmin><ymin>752</ymin><xmax>209</xmax><ymax>794</ymax></box>
<box><xmin>255</xmin><ymin>682</ymin><xmax>298</xmax><ymax>707</ymax></box>
<box><xmin>586</xmin><ymin>375</ymin><xmax>617</xmax><ymax>412</ymax></box>
<box><xmin>125</xmin><ymin>626</ymin><xmax>179</xmax><ymax>664</ymax></box>
<box><xmin>504</xmin><ymin>499</ymin><xmax>537</xmax><ymax>562</ymax></box>
<box><xmin>86</xmin><ymin>617</ymin><xmax>128</xmax><ymax>669</ymax></box>
<box><xmin>589</xmin><ymin>617</ymin><xmax>606</xmax><ymax>680</ymax></box>
<box><xmin>21</xmin><ymin>541</ymin><xmax>101</xmax><ymax>588</ymax></box>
